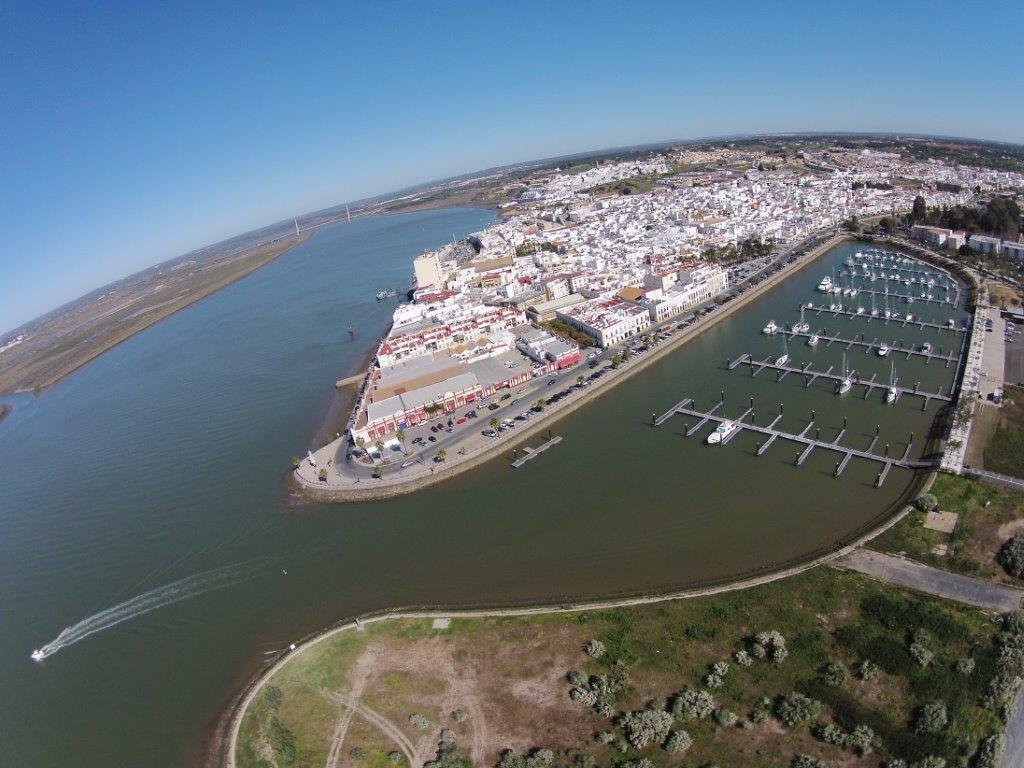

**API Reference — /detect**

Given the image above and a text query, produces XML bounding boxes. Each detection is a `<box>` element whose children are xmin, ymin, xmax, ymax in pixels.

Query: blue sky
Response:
<box><xmin>1</xmin><ymin>1</ymin><xmax>1021</xmax><ymax>334</ymax></box>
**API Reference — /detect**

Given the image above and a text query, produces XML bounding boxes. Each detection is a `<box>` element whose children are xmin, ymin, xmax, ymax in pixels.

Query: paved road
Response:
<box><xmin>833</xmin><ymin>549</ymin><xmax>1024</xmax><ymax>612</ymax></box>
<box><xmin>1004</xmin><ymin>685</ymin><xmax>1024</xmax><ymax>768</ymax></box>
<box><xmin>964</xmin><ymin>468</ymin><xmax>1024</xmax><ymax>493</ymax></box>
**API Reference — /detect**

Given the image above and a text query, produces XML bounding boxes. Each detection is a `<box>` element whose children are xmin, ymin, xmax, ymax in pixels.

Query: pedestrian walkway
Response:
<box><xmin>833</xmin><ymin>548</ymin><xmax>1024</xmax><ymax>612</ymax></box>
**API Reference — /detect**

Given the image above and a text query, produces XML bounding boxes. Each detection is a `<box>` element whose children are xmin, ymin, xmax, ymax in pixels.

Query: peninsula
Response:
<box><xmin>294</xmin><ymin>137</ymin><xmax>1024</xmax><ymax>501</ymax></box>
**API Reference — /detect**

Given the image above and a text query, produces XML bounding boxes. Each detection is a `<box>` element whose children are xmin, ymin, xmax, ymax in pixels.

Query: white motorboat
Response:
<box><xmin>921</xmin><ymin>342</ymin><xmax>932</xmax><ymax>354</ymax></box>
<box><xmin>906</xmin><ymin>314</ymin><xmax>915</xmax><ymax>322</ymax></box>
<box><xmin>947</xmin><ymin>319</ymin><xmax>956</xmax><ymax>329</ymax></box>
<box><xmin>763</xmin><ymin>320</ymin><xmax>779</xmax><ymax>335</ymax></box>
<box><xmin>707</xmin><ymin>421</ymin><xmax>740</xmax><ymax>445</ymax></box>
<box><xmin>805</xmin><ymin>301</ymin><xmax>815</xmax><ymax>309</ymax></box>
<box><xmin>856</xmin><ymin>306</ymin><xmax>865</xmax><ymax>315</ymax></box>
<box><xmin>817</xmin><ymin>276</ymin><xmax>833</xmax><ymax>292</ymax></box>
<box><xmin>793</xmin><ymin>307</ymin><xmax>810</xmax><ymax>334</ymax></box>
<box><xmin>807</xmin><ymin>332</ymin><xmax>820</xmax><ymax>347</ymax></box>
<box><xmin>31</xmin><ymin>649</ymin><xmax>44</xmax><ymax>662</ymax></box>
<box><xmin>877</xmin><ymin>343</ymin><xmax>890</xmax><ymax>357</ymax></box>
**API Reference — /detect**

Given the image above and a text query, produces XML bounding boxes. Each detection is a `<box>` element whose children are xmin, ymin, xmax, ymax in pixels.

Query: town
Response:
<box><xmin>341</xmin><ymin>143</ymin><xmax>1024</xmax><ymax>469</ymax></box>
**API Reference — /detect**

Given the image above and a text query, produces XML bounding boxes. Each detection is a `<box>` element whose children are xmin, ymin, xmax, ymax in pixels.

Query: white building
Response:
<box><xmin>556</xmin><ymin>297</ymin><xmax>650</xmax><ymax>347</ymax></box>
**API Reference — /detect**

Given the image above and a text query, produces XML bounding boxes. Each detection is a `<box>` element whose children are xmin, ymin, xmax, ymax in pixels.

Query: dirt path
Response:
<box><xmin>323</xmin><ymin>650</ymin><xmax>379</xmax><ymax>768</ymax></box>
<box><xmin>834</xmin><ymin>548</ymin><xmax>1024</xmax><ymax>612</ymax></box>
<box><xmin>326</xmin><ymin>693</ymin><xmax>420</xmax><ymax>768</ymax></box>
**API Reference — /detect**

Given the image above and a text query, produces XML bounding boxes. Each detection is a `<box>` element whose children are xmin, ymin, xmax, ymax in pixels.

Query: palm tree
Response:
<box><xmin>489</xmin><ymin>417</ymin><xmax>499</xmax><ymax>430</ymax></box>
<box><xmin>355</xmin><ymin>436</ymin><xmax>365</xmax><ymax>451</ymax></box>
<box><xmin>435</xmin><ymin>449</ymin><xmax>447</xmax><ymax>462</ymax></box>
<box><xmin>317</xmin><ymin>467</ymin><xmax>327</xmax><ymax>482</ymax></box>
<box><xmin>576</xmin><ymin>375</ymin><xmax>585</xmax><ymax>386</ymax></box>
<box><xmin>535</xmin><ymin>398</ymin><xmax>546</xmax><ymax>410</ymax></box>
<box><xmin>395</xmin><ymin>428</ymin><xmax>407</xmax><ymax>454</ymax></box>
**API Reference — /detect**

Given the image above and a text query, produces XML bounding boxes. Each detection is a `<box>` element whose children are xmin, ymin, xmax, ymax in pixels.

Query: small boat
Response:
<box><xmin>805</xmin><ymin>301</ymin><xmax>815</xmax><ymax>309</ymax></box>
<box><xmin>707</xmin><ymin>421</ymin><xmax>740</xmax><ymax>445</ymax></box>
<box><xmin>817</xmin><ymin>276</ymin><xmax>833</xmax><ymax>292</ymax></box>
<box><xmin>856</xmin><ymin>306</ymin><xmax>866</xmax><ymax>315</ymax></box>
<box><xmin>877</xmin><ymin>343</ymin><xmax>890</xmax><ymax>357</ymax></box>
<box><xmin>906</xmin><ymin>314</ymin><xmax>915</xmax><ymax>322</ymax></box>
<box><xmin>763</xmin><ymin>320</ymin><xmax>779</xmax><ymax>335</ymax></box>
<box><xmin>947</xmin><ymin>319</ymin><xmax>956</xmax><ymax>329</ymax></box>
<box><xmin>31</xmin><ymin>649</ymin><xmax>45</xmax><ymax>662</ymax></box>
<box><xmin>807</xmin><ymin>332</ymin><xmax>820</xmax><ymax>347</ymax></box>
<box><xmin>921</xmin><ymin>342</ymin><xmax>933</xmax><ymax>354</ymax></box>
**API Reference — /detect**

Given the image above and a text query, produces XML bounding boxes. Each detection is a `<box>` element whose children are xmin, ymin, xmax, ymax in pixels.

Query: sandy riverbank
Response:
<box><xmin>291</xmin><ymin>232</ymin><xmax>852</xmax><ymax>503</ymax></box>
<box><xmin>0</xmin><ymin>233</ymin><xmax>310</xmax><ymax>397</ymax></box>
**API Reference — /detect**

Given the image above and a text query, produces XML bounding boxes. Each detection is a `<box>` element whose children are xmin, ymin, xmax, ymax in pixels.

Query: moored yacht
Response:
<box><xmin>836</xmin><ymin>353</ymin><xmax>853</xmax><ymax>395</ymax></box>
<box><xmin>877</xmin><ymin>342</ymin><xmax>890</xmax><ymax>357</ymax></box>
<box><xmin>707</xmin><ymin>421</ymin><xmax>740</xmax><ymax>445</ymax></box>
<box><xmin>817</xmin><ymin>275</ymin><xmax>833</xmax><ymax>292</ymax></box>
<box><xmin>886</xmin><ymin>361</ymin><xmax>898</xmax><ymax>404</ymax></box>
<box><xmin>807</xmin><ymin>332</ymin><xmax>820</xmax><ymax>347</ymax></box>
<box><xmin>763</xmin><ymin>319</ymin><xmax>779</xmax><ymax>335</ymax></box>
<box><xmin>775</xmin><ymin>336</ymin><xmax>790</xmax><ymax>367</ymax></box>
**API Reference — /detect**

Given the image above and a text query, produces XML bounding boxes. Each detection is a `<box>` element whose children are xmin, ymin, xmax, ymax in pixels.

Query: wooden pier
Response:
<box><xmin>510</xmin><ymin>435</ymin><xmax>562</xmax><ymax>468</ymax></box>
<box><xmin>653</xmin><ymin>398</ymin><xmax>935</xmax><ymax>487</ymax></box>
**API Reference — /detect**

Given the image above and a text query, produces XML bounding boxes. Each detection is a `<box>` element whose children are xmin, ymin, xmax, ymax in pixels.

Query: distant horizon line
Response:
<box><xmin>6</xmin><ymin>128</ymin><xmax>1021</xmax><ymax>338</ymax></box>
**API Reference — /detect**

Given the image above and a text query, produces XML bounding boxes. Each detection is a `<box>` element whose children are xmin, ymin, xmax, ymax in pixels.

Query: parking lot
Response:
<box><xmin>1006</xmin><ymin>316</ymin><xmax>1024</xmax><ymax>386</ymax></box>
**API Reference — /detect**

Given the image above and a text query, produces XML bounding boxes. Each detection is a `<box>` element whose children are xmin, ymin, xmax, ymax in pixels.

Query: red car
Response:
<box><xmin>456</xmin><ymin>417</ymin><xmax>467</xmax><ymax>425</ymax></box>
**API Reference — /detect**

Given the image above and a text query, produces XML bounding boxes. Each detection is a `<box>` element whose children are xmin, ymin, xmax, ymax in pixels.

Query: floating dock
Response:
<box><xmin>653</xmin><ymin>398</ymin><xmax>936</xmax><ymax>487</ymax></box>
<box><xmin>510</xmin><ymin>435</ymin><xmax>562</xmax><ymax>468</ymax></box>
<box><xmin>803</xmin><ymin>303</ymin><xmax>968</xmax><ymax>333</ymax></box>
<box><xmin>784</xmin><ymin>330</ymin><xmax>960</xmax><ymax>364</ymax></box>
<box><xmin>727</xmin><ymin>354</ymin><xmax>952</xmax><ymax>408</ymax></box>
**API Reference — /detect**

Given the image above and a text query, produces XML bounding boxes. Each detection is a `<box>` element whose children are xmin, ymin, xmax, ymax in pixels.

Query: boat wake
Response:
<box><xmin>31</xmin><ymin>562</ymin><xmax>255</xmax><ymax>662</ymax></box>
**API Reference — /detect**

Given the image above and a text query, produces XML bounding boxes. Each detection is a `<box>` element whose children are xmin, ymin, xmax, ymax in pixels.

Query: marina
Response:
<box><xmin>802</xmin><ymin>302</ymin><xmax>968</xmax><ymax>332</ymax></box>
<box><xmin>653</xmin><ymin>397</ymin><xmax>934</xmax><ymax>488</ymax></box>
<box><xmin>782</xmin><ymin>329</ymin><xmax>962</xmax><ymax>365</ymax></box>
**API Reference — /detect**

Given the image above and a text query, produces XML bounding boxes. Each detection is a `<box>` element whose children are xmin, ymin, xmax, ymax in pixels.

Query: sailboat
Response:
<box><xmin>870</xmin><ymin>292</ymin><xmax>879</xmax><ymax>317</ymax></box>
<box><xmin>836</xmin><ymin>353</ymin><xmax>853</xmax><ymax>395</ymax></box>
<box><xmin>793</xmin><ymin>306</ymin><xmax>810</xmax><ymax>334</ymax></box>
<box><xmin>775</xmin><ymin>335</ymin><xmax>790</xmax><ymax>367</ymax></box>
<box><xmin>886</xmin><ymin>360</ymin><xmax>898</xmax><ymax>404</ymax></box>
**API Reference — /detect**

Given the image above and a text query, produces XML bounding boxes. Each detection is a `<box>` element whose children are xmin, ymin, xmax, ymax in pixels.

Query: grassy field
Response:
<box><xmin>235</xmin><ymin>568</ymin><xmax>1017</xmax><ymax>768</ymax></box>
<box><xmin>984</xmin><ymin>386</ymin><xmax>1024</xmax><ymax>479</ymax></box>
<box><xmin>870</xmin><ymin>474</ymin><xmax>1024</xmax><ymax>583</ymax></box>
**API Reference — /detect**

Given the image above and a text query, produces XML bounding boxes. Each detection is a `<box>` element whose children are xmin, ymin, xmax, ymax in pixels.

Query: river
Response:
<box><xmin>0</xmin><ymin>209</ymin><xmax>965</xmax><ymax>767</ymax></box>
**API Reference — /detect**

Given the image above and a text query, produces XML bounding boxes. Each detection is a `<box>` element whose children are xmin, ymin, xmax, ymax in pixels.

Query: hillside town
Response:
<box><xmin>347</xmin><ymin>144</ymin><xmax>1024</xmax><ymax>450</ymax></box>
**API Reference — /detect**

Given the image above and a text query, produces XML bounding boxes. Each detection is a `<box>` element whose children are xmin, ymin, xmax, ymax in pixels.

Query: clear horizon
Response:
<box><xmin>2</xmin><ymin>0</ymin><xmax>1022</xmax><ymax>334</ymax></box>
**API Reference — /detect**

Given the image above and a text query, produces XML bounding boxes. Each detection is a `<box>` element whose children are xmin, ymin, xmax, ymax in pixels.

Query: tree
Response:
<box><xmin>318</xmin><ymin>467</ymin><xmax>327</xmax><ymax>482</ymax></box>
<box><xmin>576</xmin><ymin>375</ymin><xmax>585</xmax><ymax>386</ymax></box>
<box><xmin>489</xmin><ymin>417</ymin><xmax>500</xmax><ymax>430</ymax></box>
<box><xmin>997</xmin><ymin>534</ymin><xmax>1024</xmax><ymax>579</ymax></box>
<box><xmin>435</xmin><ymin>449</ymin><xmax>447</xmax><ymax>463</ymax></box>
<box><xmin>775</xmin><ymin>692</ymin><xmax>821</xmax><ymax>727</ymax></box>
<box><xmin>355</xmin><ymin>437</ymin><xmax>365</xmax><ymax>450</ymax></box>
<box><xmin>915</xmin><ymin>493</ymin><xmax>938</xmax><ymax>512</ymax></box>
<box><xmin>535</xmin><ymin>398</ymin><xmax>546</xmax><ymax>410</ymax></box>
<box><xmin>879</xmin><ymin>216</ymin><xmax>897</xmax><ymax>235</ymax></box>
<box><xmin>914</xmin><ymin>701</ymin><xmax>948</xmax><ymax>734</ymax></box>
<box><xmin>663</xmin><ymin>729</ymin><xmax>692</xmax><ymax>754</ymax></box>
<box><xmin>911</xmin><ymin>195</ymin><xmax>927</xmax><ymax>224</ymax></box>
<box><xmin>290</xmin><ymin>456</ymin><xmax>301</xmax><ymax>470</ymax></box>
<box><xmin>842</xmin><ymin>215</ymin><xmax>860</xmax><ymax>233</ymax></box>
<box><xmin>396</xmin><ymin>429</ymin><xmax>407</xmax><ymax>454</ymax></box>
<box><xmin>617</xmin><ymin>708</ymin><xmax>674</xmax><ymax>749</ymax></box>
<box><xmin>374</xmin><ymin>439</ymin><xmax>385</xmax><ymax>455</ymax></box>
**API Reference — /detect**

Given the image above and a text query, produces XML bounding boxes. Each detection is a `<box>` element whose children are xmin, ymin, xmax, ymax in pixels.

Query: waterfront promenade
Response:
<box><xmin>292</xmin><ymin>231</ymin><xmax>851</xmax><ymax>501</ymax></box>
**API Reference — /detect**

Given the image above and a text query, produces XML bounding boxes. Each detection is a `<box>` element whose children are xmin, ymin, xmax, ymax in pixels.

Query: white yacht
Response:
<box><xmin>807</xmin><ymin>332</ymin><xmax>820</xmax><ymax>347</ymax></box>
<box><xmin>31</xmin><ymin>649</ymin><xmax>45</xmax><ymax>662</ymax></box>
<box><xmin>877</xmin><ymin>343</ymin><xmax>890</xmax><ymax>357</ymax></box>
<box><xmin>947</xmin><ymin>318</ymin><xmax>956</xmax><ymax>329</ymax></box>
<box><xmin>763</xmin><ymin>319</ymin><xmax>779</xmax><ymax>335</ymax></box>
<box><xmin>906</xmin><ymin>314</ymin><xmax>915</xmax><ymax>323</ymax></box>
<box><xmin>707</xmin><ymin>421</ymin><xmax>740</xmax><ymax>445</ymax></box>
<box><xmin>921</xmin><ymin>341</ymin><xmax>933</xmax><ymax>354</ymax></box>
<box><xmin>805</xmin><ymin>301</ymin><xmax>815</xmax><ymax>309</ymax></box>
<box><xmin>817</xmin><ymin>275</ymin><xmax>833</xmax><ymax>292</ymax></box>
<box><xmin>856</xmin><ymin>305</ymin><xmax>866</xmax><ymax>315</ymax></box>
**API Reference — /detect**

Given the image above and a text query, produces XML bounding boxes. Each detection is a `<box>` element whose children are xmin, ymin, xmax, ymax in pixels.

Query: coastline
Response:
<box><xmin>0</xmin><ymin>233</ymin><xmax>311</xmax><ymax>398</ymax></box>
<box><xmin>0</xmin><ymin>403</ymin><xmax>9</xmax><ymax>425</ymax></box>
<box><xmin>222</xmin><ymin>469</ymin><xmax>932</xmax><ymax>768</ymax></box>
<box><xmin>291</xmin><ymin>231</ymin><xmax>852</xmax><ymax>503</ymax></box>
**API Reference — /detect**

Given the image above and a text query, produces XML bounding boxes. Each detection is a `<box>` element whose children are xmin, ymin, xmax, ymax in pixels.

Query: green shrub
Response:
<box><xmin>617</xmin><ymin>708</ymin><xmax>674</xmax><ymax>749</ymax></box>
<box><xmin>997</xmin><ymin>535</ymin><xmax>1024</xmax><ymax>579</ymax></box>
<box><xmin>913</xmin><ymin>701</ymin><xmax>948</xmax><ymax>734</ymax></box>
<box><xmin>663</xmin><ymin>729</ymin><xmax>692</xmax><ymax>754</ymax></box>
<box><xmin>821</xmin><ymin>661</ymin><xmax>850</xmax><ymax>686</ymax></box>
<box><xmin>774</xmin><ymin>692</ymin><xmax>821</xmax><ymax>727</ymax></box>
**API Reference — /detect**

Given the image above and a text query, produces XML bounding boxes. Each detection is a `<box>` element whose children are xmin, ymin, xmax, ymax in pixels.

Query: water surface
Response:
<box><xmin>0</xmin><ymin>213</ymin><xmax>963</xmax><ymax>767</ymax></box>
